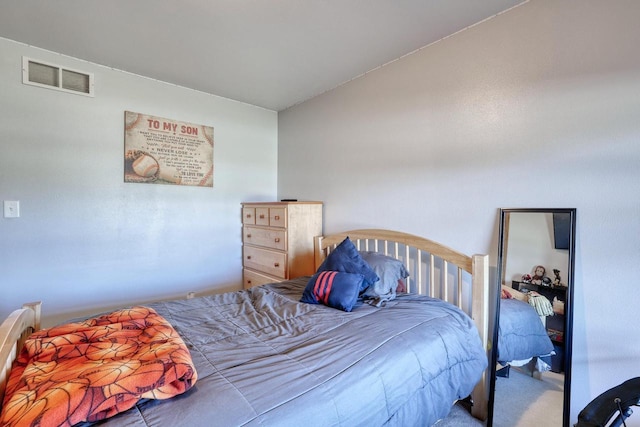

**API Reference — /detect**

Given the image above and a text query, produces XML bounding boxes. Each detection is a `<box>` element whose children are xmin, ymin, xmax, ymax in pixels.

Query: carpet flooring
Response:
<box><xmin>437</xmin><ymin>369</ymin><xmax>564</xmax><ymax>426</ymax></box>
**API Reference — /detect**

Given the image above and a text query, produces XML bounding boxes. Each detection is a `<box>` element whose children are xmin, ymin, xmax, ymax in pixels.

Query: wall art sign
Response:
<box><xmin>124</xmin><ymin>111</ymin><xmax>214</xmax><ymax>187</ymax></box>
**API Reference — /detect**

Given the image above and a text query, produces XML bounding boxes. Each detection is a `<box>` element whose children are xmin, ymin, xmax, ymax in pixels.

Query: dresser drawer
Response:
<box><xmin>243</xmin><ymin>246</ymin><xmax>287</xmax><ymax>278</ymax></box>
<box><xmin>243</xmin><ymin>226</ymin><xmax>287</xmax><ymax>251</ymax></box>
<box><xmin>242</xmin><ymin>207</ymin><xmax>256</xmax><ymax>225</ymax></box>
<box><xmin>269</xmin><ymin>207</ymin><xmax>286</xmax><ymax>227</ymax></box>
<box><xmin>243</xmin><ymin>269</ymin><xmax>281</xmax><ymax>289</ymax></box>
<box><xmin>255</xmin><ymin>207</ymin><xmax>270</xmax><ymax>226</ymax></box>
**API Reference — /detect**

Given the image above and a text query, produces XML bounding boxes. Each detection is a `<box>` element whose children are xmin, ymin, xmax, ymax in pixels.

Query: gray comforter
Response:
<box><xmin>92</xmin><ymin>278</ymin><xmax>487</xmax><ymax>427</ymax></box>
<box><xmin>497</xmin><ymin>298</ymin><xmax>554</xmax><ymax>363</ymax></box>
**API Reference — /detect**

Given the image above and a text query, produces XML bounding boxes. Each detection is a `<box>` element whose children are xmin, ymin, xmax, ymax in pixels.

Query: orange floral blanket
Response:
<box><xmin>1</xmin><ymin>306</ymin><xmax>197</xmax><ymax>427</ymax></box>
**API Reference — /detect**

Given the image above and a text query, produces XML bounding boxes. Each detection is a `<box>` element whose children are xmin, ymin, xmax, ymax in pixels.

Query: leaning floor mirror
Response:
<box><xmin>488</xmin><ymin>208</ymin><xmax>576</xmax><ymax>427</ymax></box>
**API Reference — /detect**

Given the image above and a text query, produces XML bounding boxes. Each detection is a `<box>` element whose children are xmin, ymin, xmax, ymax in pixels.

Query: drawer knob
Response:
<box><xmin>247</xmin><ymin>256</ymin><xmax>252</xmax><ymax>260</ymax></box>
<box><xmin>246</xmin><ymin>214</ymin><xmax>252</xmax><ymax>218</ymax></box>
<box><xmin>274</xmin><ymin>215</ymin><xmax>280</xmax><ymax>220</ymax></box>
<box><xmin>274</xmin><ymin>238</ymin><xmax>280</xmax><ymax>243</ymax></box>
<box><xmin>274</xmin><ymin>262</ymin><xmax>280</xmax><ymax>267</ymax></box>
<box><xmin>247</xmin><ymin>234</ymin><xmax>252</xmax><ymax>238</ymax></box>
<box><xmin>259</xmin><ymin>214</ymin><xmax>265</xmax><ymax>219</ymax></box>
<box><xmin>247</xmin><ymin>280</ymin><xmax>252</xmax><ymax>284</ymax></box>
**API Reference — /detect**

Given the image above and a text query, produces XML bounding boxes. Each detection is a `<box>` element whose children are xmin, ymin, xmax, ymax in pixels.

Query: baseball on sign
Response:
<box><xmin>132</xmin><ymin>154</ymin><xmax>159</xmax><ymax>177</ymax></box>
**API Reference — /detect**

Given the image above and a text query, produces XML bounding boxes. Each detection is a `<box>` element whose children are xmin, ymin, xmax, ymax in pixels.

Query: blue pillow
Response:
<box><xmin>317</xmin><ymin>237</ymin><xmax>379</xmax><ymax>291</ymax></box>
<box><xmin>300</xmin><ymin>270</ymin><xmax>364</xmax><ymax>312</ymax></box>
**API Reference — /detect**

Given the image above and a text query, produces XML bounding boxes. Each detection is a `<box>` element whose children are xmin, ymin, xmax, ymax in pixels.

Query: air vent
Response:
<box><xmin>22</xmin><ymin>57</ymin><xmax>94</xmax><ymax>96</ymax></box>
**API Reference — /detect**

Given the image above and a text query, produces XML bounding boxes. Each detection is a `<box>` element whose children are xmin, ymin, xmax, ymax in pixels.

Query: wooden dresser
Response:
<box><xmin>241</xmin><ymin>201</ymin><xmax>323</xmax><ymax>289</ymax></box>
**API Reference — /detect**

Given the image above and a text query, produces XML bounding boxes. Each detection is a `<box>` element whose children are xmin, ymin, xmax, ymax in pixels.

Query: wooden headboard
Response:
<box><xmin>315</xmin><ymin>228</ymin><xmax>489</xmax><ymax>420</ymax></box>
<box><xmin>0</xmin><ymin>302</ymin><xmax>41</xmax><ymax>409</ymax></box>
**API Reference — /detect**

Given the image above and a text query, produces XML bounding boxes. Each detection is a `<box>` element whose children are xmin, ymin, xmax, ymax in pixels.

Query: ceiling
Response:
<box><xmin>0</xmin><ymin>0</ymin><xmax>525</xmax><ymax>111</ymax></box>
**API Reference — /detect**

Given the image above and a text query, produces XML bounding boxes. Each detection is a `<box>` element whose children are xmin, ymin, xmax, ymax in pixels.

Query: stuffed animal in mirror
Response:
<box><xmin>552</xmin><ymin>268</ymin><xmax>566</xmax><ymax>287</ymax></box>
<box><xmin>531</xmin><ymin>265</ymin><xmax>546</xmax><ymax>285</ymax></box>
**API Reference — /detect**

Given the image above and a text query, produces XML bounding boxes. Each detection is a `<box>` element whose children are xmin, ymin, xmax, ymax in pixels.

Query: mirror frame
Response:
<box><xmin>488</xmin><ymin>208</ymin><xmax>576</xmax><ymax>427</ymax></box>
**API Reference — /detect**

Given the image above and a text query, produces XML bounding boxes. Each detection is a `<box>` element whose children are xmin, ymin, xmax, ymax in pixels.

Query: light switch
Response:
<box><xmin>3</xmin><ymin>201</ymin><xmax>20</xmax><ymax>218</ymax></box>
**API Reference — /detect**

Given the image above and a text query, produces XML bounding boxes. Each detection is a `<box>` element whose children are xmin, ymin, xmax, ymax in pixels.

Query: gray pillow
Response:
<box><xmin>359</xmin><ymin>251</ymin><xmax>410</xmax><ymax>299</ymax></box>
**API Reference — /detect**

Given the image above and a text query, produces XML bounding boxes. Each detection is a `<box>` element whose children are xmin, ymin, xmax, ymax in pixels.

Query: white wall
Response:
<box><xmin>0</xmin><ymin>38</ymin><xmax>278</xmax><ymax>326</ymax></box>
<box><xmin>278</xmin><ymin>0</ymin><xmax>640</xmax><ymax>423</ymax></box>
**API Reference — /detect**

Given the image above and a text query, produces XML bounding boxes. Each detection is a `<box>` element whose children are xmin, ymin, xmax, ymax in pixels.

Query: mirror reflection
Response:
<box><xmin>490</xmin><ymin>209</ymin><xmax>575</xmax><ymax>427</ymax></box>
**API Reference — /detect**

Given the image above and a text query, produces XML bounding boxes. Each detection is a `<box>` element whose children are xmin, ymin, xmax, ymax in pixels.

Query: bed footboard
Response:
<box><xmin>0</xmin><ymin>301</ymin><xmax>41</xmax><ymax>408</ymax></box>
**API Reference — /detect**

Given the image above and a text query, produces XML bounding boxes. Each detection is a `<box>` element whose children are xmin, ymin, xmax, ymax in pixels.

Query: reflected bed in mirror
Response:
<box><xmin>489</xmin><ymin>209</ymin><xmax>576</xmax><ymax>427</ymax></box>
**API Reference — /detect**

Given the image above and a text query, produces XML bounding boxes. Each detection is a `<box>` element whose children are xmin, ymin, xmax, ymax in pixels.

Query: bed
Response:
<box><xmin>496</xmin><ymin>286</ymin><xmax>555</xmax><ymax>378</ymax></box>
<box><xmin>0</xmin><ymin>229</ymin><xmax>490</xmax><ymax>426</ymax></box>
